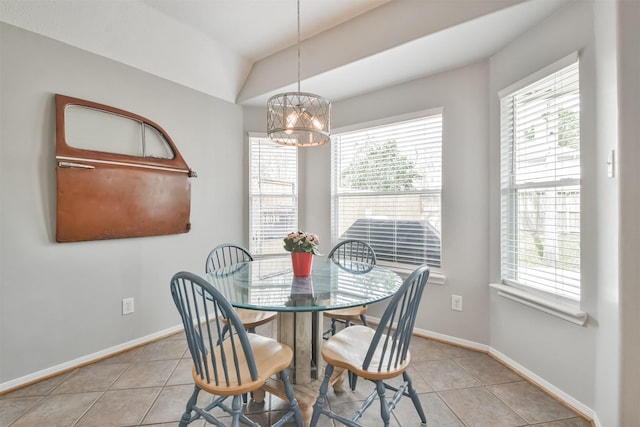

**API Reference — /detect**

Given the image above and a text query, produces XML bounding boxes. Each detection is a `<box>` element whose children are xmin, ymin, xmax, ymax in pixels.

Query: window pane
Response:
<box><xmin>332</xmin><ymin>114</ymin><xmax>442</xmax><ymax>268</ymax></box>
<box><xmin>65</xmin><ymin>105</ymin><xmax>143</xmax><ymax>156</ymax></box>
<box><xmin>143</xmin><ymin>124</ymin><xmax>175</xmax><ymax>159</ymax></box>
<box><xmin>500</xmin><ymin>60</ymin><xmax>581</xmax><ymax>300</ymax></box>
<box><xmin>249</xmin><ymin>137</ymin><xmax>297</xmax><ymax>256</ymax></box>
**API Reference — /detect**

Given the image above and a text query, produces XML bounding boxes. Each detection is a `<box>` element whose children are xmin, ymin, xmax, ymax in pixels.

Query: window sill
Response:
<box><xmin>490</xmin><ymin>283</ymin><xmax>587</xmax><ymax>326</ymax></box>
<box><xmin>387</xmin><ymin>264</ymin><xmax>445</xmax><ymax>285</ymax></box>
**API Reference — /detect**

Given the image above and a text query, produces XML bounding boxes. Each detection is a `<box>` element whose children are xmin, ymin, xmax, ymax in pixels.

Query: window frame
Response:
<box><xmin>498</xmin><ymin>53</ymin><xmax>582</xmax><ymax>304</ymax></box>
<box><xmin>330</xmin><ymin>109</ymin><xmax>444</xmax><ymax>278</ymax></box>
<box><xmin>248</xmin><ymin>134</ymin><xmax>298</xmax><ymax>257</ymax></box>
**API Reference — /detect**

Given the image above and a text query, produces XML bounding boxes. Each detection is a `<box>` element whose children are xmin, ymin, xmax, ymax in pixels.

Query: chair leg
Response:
<box><xmin>403</xmin><ymin>371</ymin><xmax>427</xmax><ymax>425</ymax></box>
<box><xmin>242</xmin><ymin>327</ymin><xmax>255</xmax><ymax>404</ymax></box>
<box><xmin>348</xmin><ymin>371</ymin><xmax>359</xmax><ymax>391</ymax></box>
<box><xmin>330</xmin><ymin>318</ymin><xmax>337</xmax><ymax>335</ymax></box>
<box><xmin>179</xmin><ymin>385</ymin><xmax>201</xmax><ymax>427</ymax></box>
<box><xmin>310</xmin><ymin>364</ymin><xmax>334</xmax><ymax>427</ymax></box>
<box><xmin>360</xmin><ymin>314</ymin><xmax>367</xmax><ymax>326</ymax></box>
<box><xmin>279</xmin><ymin>368</ymin><xmax>303</xmax><ymax>427</ymax></box>
<box><xmin>230</xmin><ymin>394</ymin><xmax>243</xmax><ymax>427</ymax></box>
<box><xmin>375</xmin><ymin>380</ymin><xmax>392</xmax><ymax>427</ymax></box>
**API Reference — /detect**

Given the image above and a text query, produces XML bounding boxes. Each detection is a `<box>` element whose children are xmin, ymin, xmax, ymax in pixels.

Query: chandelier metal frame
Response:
<box><xmin>267</xmin><ymin>0</ymin><xmax>331</xmax><ymax>147</ymax></box>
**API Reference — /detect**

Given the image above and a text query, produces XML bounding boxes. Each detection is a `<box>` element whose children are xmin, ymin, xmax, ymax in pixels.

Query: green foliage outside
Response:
<box><xmin>342</xmin><ymin>140</ymin><xmax>421</xmax><ymax>191</ymax></box>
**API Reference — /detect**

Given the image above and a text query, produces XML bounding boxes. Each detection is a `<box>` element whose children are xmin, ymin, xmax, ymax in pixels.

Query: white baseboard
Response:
<box><xmin>409</xmin><ymin>324</ymin><xmax>598</xmax><ymax>425</ymax></box>
<box><xmin>488</xmin><ymin>347</ymin><xmax>598</xmax><ymax>425</ymax></box>
<box><xmin>0</xmin><ymin>324</ymin><xmax>184</xmax><ymax>394</ymax></box>
<box><xmin>412</xmin><ymin>325</ymin><xmax>490</xmax><ymax>352</ymax></box>
<box><xmin>0</xmin><ymin>321</ymin><xmax>600</xmax><ymax>427</ymax></box>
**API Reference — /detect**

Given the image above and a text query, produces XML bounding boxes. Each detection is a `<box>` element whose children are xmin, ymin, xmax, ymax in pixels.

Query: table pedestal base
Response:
<box><xmin>277</xmin><ymin>311</ymin><xmax>324</xmax><ymax>385</ymax></box>
<box><xmin>254</xmin><ymin>367</ymin><xmax>346</xmax><ymax>427</ymax></box>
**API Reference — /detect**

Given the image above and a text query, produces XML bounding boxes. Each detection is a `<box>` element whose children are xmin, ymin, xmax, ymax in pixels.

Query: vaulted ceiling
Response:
<box><xmin>0</xmin><ymin>0</ymin><xmax>568</xmax><ymax>107</ymax></box>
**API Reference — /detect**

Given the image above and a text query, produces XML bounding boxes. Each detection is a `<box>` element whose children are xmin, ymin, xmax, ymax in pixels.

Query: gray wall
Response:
<box><xmin>305</xmin><ymin>62</ymin><xmax>492</xmax><ymax>345</ymax></box>
<box><xmin>489</xmin><ymin>0</ymin><xmax>599</xmax><ymax>414</ymax></box>
<box><xmin>489</xmin><ymin>1</ymin><xmax>629</xmax><ymax>425</ymax></box>
<box><xmin>0</xmin><ymin>23</ymin><xmax>244</xmax><ymax>385</ymax></box>
<box><xmin>618</xmin><ymin>0</ymin><xmax>640</xmax><ymax>425</ymax></box>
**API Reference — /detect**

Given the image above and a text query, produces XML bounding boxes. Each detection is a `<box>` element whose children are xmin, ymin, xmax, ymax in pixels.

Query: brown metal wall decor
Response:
<box><xmin>55</xmin><ymin>94</ymin><xmax>197</xmax><ymax>243</ymax></box>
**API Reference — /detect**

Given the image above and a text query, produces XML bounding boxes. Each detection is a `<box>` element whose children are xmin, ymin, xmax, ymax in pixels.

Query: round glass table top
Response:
<box><xmin>205</xmin><ymin>256</ymin><xmax>402</xmax><ymax>312</ymax></box>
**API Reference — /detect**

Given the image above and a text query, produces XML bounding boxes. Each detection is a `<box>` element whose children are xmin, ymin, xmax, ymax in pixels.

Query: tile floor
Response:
<box><xmin>1</xmin><ymin>320</ymin><xmax>592</xmax><ymax>427</ymax></box>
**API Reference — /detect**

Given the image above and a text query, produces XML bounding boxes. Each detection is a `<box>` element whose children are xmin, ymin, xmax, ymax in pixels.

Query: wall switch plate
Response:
<box><xmin>607</xmin><ymin>149</ymin><xmax>616</xmax><ymax>178</ymax></box>
<box><xmin>451</xmin><ymin>294</ymin><xmax>463</xmax><ymax>311</ymax></box>
<box><xmin>122</xmin><ymin>297</ymin><xmax>134</xmax><ymax>315</ymax></box>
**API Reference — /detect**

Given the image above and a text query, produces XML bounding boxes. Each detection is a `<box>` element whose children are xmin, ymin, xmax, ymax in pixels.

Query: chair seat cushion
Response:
<box><xmin>234</xmin><ymin>308</ymin><xmax>278</xmax><ymax>328</ymax></box>
<box><xmin>321</xmin><ymin>325</ymin><xmax>410</xmax><ymax>381</ymax></box>
<box><xmin>323</xmin><ymin>305</ymin><xmax>367</xmax><ymax>320</ymax></box>
<box><xmin>194</xmin><ymin>333</ymin><xmax>293</xmax><ymax>395</ymax></box>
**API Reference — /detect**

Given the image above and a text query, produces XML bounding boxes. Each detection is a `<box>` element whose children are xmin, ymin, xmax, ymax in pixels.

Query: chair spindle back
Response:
<box><xmin>170</xmin><ymin>271</ymin><xmax>259</xmax><ymax>387</ymax></box>
<box><xmin>328</xmin><ymin>239</ymin><xmax>377</xmax><ymax>265</ymax></box>
<box><xmin>205</xmin><ymin>243</ymin><xmax>253</xmax><ymax>273</ymax></box>
<box><xmin>363</xmin><ymin>264</ymin><xmax>430</xmax><ymax>372</ymax></box>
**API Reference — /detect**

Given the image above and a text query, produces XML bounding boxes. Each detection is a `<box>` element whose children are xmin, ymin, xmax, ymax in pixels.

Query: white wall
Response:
<box><xmin>0</xmin><ymin>23</ymin><xmax>245</xmax><ymax>385</ymax></box>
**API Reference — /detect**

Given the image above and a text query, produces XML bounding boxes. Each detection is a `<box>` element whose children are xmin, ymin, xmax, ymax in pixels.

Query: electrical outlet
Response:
<box><xmin>122</xmin><ymin>297</ymin><xmax>135</xmax><ymax>315</ymax></box>
<box><xmin>451</xmin><ymin>294</ymin><xmax>463</xmax><ymax>311</ymax></box>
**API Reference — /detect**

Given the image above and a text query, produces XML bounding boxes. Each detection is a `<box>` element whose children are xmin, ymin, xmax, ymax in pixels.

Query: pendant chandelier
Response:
<box><xmin>267</xmin><ymin>0</ymin><xmax>331</xmax><ymax>147</ymax></box>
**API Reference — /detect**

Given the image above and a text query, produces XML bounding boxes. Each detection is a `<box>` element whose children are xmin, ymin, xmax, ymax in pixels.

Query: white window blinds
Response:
<box><xmin>332</xmin><ymin>113</ymin><xmax>442</xmax><ymax>268</ymax></box>
<box><xmin>500</xmin><ymin>59</ymin><xmax>581</xmax><ymax>300</ymax></box>
<box><xmin>249</xmin><ymin>136</ymin><xmax>297</xmax><ymax>256</ymax></box>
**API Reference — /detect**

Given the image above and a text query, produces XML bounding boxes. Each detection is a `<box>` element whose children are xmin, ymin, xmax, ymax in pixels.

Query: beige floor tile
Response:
<box><xmin>2</xmin><ymin>335</ymin><xmax>592</xmax><ymax>427</ymax></box>
<box><xmin>75</xmin><ymin>387</ymin><xmax>160</xmax><ymax>426</ymax></box>
<box><xmin>138</xmin><ymin>339</ymin><xmax>189</xmax><ymax>361</ymax></box>
<box><xmin>111</xmin><ymin>359</ymin><xmax>179</xmax><ymax>389</ymax></box>
<box><xmin>455</xmin><ymin>355</ymin><xmax>523</xmax><ymax>385</ymax></box>
<box><xmin>0</xmin><ymin>396</ymin><xmax>42</xmax><ymax>425</ymax></box>
<box><xmin>389</xmin><ymin>365</ymin><xmax>434</xmax><ymax>393</ymax></box>
<box><xmin>438</xmin><ymin>387</ymin><xmax>527</xmax><ymax>427</ymax></box>
<box><xmin>413</xmin><ymin>359</ymin><xmax>482</xmax><ymax>391</ymax></box>
<box><xmin>394</xmin><ymin>392</ymin><xmax>464</xmax><ymax>427</ymax></box>
<box><xmin>141</xmin><ymin>423</ymin><xmax>182</xmax><ymax>427</ymax></box>
<box><xmin>0</xmin><ymin>371</ymin><xmax>74</xmax><ymax>399</ymax></box>
<box><xmin>51</xmin><ymin>362</ymin><xmax>129</xmax><ymax>394</ymax></box>
<box><xmin>166</xmin><ymin>358</ymin><xmax>196</xmax><ymax>386</ymax></box>
<box><xmin>531</xmin><ymin>417</ymin><xmax>592</xmax><ymax>427</ymax></box>
<box><xmin>143</xmin><ymin>384</ymin><xmax>199</xmax><ymax>424</ymax></box>
<box><xmin>322</xmin><ymin>376</ymin><xmax>377</xmax><ymax>405</ymax></box>
<box><xmin>329</xmin><ymin>398</ymin><xmax>401</xmax><ymax>426</ymax></box>
<box><xmin>488</xmin><ymin>381</ymin><xmax>579</xmax><ymax>424</ymax></box>
<box><xmin>10</xmin><ymin>392</ymin><xmax>101</xmax><ymax>427</ymax></box>
<box><xmin>410</xmin><ymin>339</ymin><xmax>480</xmax><ymax>362</ymax></box>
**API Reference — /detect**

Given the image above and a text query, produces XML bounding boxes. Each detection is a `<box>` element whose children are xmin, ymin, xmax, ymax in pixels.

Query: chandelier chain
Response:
<box><xmin>297</xmin><ymin>0</ymin><xmax>301</xmax><ymax>93</ymax></box>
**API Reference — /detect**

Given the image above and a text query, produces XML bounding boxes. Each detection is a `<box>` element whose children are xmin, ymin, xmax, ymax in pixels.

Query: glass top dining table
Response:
<box><xmin>205</xmin><ymin>256</ymin><xmax>403</xmax><ymax>385</ymax></box>
<box><xmin>204</xmin><ymin>256</ymin><xmax>403</xmax><ymax>312</ymax></box>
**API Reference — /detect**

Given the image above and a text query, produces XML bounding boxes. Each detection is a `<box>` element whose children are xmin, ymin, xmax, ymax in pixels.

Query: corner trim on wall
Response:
<box><xmin>0</xmin><ymin>324</ymin><xmax>184</xmax><ymax>394</ymax></box>
<box><xmin>489</xmin><ymin>283</ymin><xmax>588</xmax><ymax>326</ymax></box>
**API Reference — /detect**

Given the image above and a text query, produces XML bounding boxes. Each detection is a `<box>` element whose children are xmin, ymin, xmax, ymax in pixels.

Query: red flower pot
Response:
<box><xmin>291</xmin><ymin>252</ymin><xmax>313</xmax><ymax>277</ymax></box>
